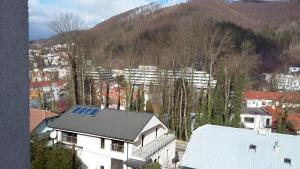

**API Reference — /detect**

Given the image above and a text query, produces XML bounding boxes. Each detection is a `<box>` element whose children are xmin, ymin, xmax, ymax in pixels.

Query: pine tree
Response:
<box><xmin>276</xmin><ymin>117</ymin><xmax>283</xmax><ymax>133</ymax></box>
<box><xmin>212</xmin><ymin>62</ymin><xmax>225</xmax><ymax>125</ymax></box>
<box><xmin>230</xmin><ymin>72</ymin><xmax>244</xmax><ymax>128</ymax></box>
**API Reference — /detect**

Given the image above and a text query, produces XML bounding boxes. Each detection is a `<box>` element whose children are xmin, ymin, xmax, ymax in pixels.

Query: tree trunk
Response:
<box><xmin>89</xmin><ymin>81</ymin><xmax>92</xmax><ymax>105</ymax></box>
<box><xmin>182</xmin><ymin>79</ymin><xmax>189</xmax><ymax>140</ymax></box>
<box><xmin>105</xmin><ymin>82</ymin><xmax>109</xmax><ymax>108</ymax></box>
<box><xmin>117</xmin><ymin>84</ymin><xmax>120</xmax><ymax>110</ymax></box>
<box><xmin>179</xmin><ymin>88</ymin><xmax>183</xmax><ymax>140</ymax></box>
<box><xmin>81</xmin><ymin>52</ymin><xmax>85</xmax><ymax>105</ymax></box>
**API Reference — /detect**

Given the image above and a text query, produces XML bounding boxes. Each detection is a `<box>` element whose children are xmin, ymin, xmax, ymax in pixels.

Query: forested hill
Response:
<box><xmin>92</xmin><ymin>0</ymin><xmax>300</xmax><ymax>33</ymax></box>
<box><xmin>84</xmin><ymin>0</ymin><xmax>300</xmax><ymax>72</ymax></box>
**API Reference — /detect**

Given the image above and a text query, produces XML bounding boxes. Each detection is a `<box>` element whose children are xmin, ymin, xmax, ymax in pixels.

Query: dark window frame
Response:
<box><xmin>111</xmin><ymin>140</ymin><xmax>124</xmax><ymax>153</ymax></box>
<box><xmin>61</xmin><ymin>131</ymin><xmax>77</xmax><ymax>144</ymax></box>
<box><xmin>244</xmin><ymin>117</ymin><xmax>255</xmax><ymax>123</ymax></box>
<box><xmin>101</xmin><ymin>138</ymin><xmax>105</xmax><ymax>149</ymax></box>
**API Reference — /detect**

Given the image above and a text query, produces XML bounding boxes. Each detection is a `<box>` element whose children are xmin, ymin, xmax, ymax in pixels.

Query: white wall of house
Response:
<box><xmin>240</xmin><ymin>114</ymin><xmax>272</xmax><ymax>130</ymax></box>
<box><xmin>56</xmin><ymin>130</ymin><xmax>129</xmax><ymax>169</ymax></box>
<box><xmin>246</xmin><ymin>99</ymin><xmax>273</xmax><ymax>108</ymax></box>
<box><xmin>133</xmin><ymin>117</ymin><xmax>167</xmax><ymax>149</ymax></box>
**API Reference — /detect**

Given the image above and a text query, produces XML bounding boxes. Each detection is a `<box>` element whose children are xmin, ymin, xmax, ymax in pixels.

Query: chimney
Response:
<box><xmin>274</xmin><ymin>140</ymin><xmax>280</xmax><ymax>151</ymax></box>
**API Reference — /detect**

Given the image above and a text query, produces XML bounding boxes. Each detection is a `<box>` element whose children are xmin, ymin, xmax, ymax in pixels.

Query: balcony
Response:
<box><xmin>132</xmin><ymin>133</ymin><xmax>175</xmax><ymax>160</ymax></box>
<box><xmin>111</xmin><ymin>140</ymin><xmax>124</xmax><ymax>153</ymax></box>
<box><xmin>61</xmin><ymin>133</ymin><xmax>77</xmax><ymax>144</ymax></box>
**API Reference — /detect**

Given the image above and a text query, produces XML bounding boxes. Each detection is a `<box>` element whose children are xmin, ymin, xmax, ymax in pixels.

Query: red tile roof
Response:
<box><xmin>264</xmin><ymin>106</ymin><xmax>284</xmax><ymax>128</ymax></box>
<box><xmin>30</xmin><ymin>108</ymin><xmax>58</xmax><ymax>133</ymax></box>
<box><xmin>288</xmin><ymin>113</ymin><xmax>300</xmax><ymax>131</ymax></box>
<box><xmin>242</xmin><ymin>91</ymin><xmax>300</xmax><ymax>103</ymax></box>
<box><xmin>30</xmin><ymin>80</ymin><xmax>65</xmax><ymax>88</ymax></box>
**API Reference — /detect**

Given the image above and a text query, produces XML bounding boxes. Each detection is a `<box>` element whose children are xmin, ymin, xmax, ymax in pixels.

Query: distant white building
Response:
<box><xmin>50</xmin><ymin>106</ymin><xmax>176</xmax><ymax>169</ymax></box>
<box><xmin>288</xmin><ymin>67</ymin><xmax>300</xmax><ymax>74</ymax></box>
<box><xmin>265</xmin><ymin>73</ymin><xmax>300</xmax><ymax>91</ymax></box>
<box><xmin>243</xmin><ymin>91</ymin><xmax>300</xmax><ymax>109</ymax></box>
<box><xmin>181</xmin><ymin>125</ymin><xmax>300</xmax><ymax>169</ymax></box>
<box><xmin>124</xmin><ymin>65</ymin><xmax>216</xmax><ymax>89</ymax></box>
<box><xmin>240</xmin><ymin>107</ymin><xmax>272</xmax><ymax>131</ymax></box>
<box><xmin>246</xmin><ymin>99</ymin><xmax>273</xmax><ymax>108</ymax></box>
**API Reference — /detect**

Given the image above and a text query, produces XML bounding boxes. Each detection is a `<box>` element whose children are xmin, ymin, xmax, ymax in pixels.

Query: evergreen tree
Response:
<box><xmin>204</xmin><ymin>93</ymin><xmax>212</xmax><ymax>124</ymax></box>
<box><xmin>230</xmin><ymin>72</ymin><xmax>244</xmax><ymax>128</ymax></box>
<box><xmin>195</xmin><ymin>89</ymin><xmax>204</xmax><ymax>128</ymax></box>
<box><xmin>212</xmin><ymin>62</ymin><xmax>225</xmax><ymax>125</ymax></box>
<box><xmin>276</xmin><ymin>117</ymin><xmax>283</xmax><ymax>133</ymax></box>
<box><xmin>31</xmin><ymin>138</ymin><xmax>81</xmax><ymax>169</ymax></box>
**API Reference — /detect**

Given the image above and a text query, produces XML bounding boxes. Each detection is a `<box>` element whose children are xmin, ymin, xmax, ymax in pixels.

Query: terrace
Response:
<box><xmin>132</xmin><ymin>133</ymin><xmax>175</xmax><ymax>160</ymax></box>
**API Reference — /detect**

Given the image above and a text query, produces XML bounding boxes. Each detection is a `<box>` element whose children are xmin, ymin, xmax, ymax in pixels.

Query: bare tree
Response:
<box><xmin>48</xmin><ymin>12</ymin><xmax>85</xmax><ymax>105</ymax></box>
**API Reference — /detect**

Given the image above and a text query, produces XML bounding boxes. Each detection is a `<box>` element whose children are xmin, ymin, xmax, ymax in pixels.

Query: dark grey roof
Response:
<box><xmin>49</xmin><ymin>106</ymin><xmax>154</xmax><ymax>142</ymax></box>
<box><xmin>241</xmin><ymin>107</ymin><xmax>271</xmax><ymax>116</ymax></box>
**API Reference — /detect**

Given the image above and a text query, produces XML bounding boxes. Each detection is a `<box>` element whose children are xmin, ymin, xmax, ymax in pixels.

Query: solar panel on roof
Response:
<box><xmin>72</xmin><ymin>107</ymin><xmax>82</xmax><ymax>114</ymax></box>
<box><xmin>83</xmin><ymin>108</ymin><xmax>94</xmax><ymax>115</ymax></box>
<box><xmin>71</xmin><ymin>106</ymin><xmax>99</xmax><ymax>117</ymax></box>
<box><xmin>78</xmin><ymin>108</ymin><xmax>88</xmax><ymax>114</ymax></box>
<box><xmin>88</xmin><ymin>109</ymin><xmax>98</xmax><ymax>116</ymax></box>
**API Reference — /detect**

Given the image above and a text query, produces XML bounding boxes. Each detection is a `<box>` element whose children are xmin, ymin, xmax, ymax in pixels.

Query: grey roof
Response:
<box><xmin>241</xmin><ymin>107</ymin><xmax>271</xmax><ymax>116</ymax></box>
<box><xmin>49</xmin><ymin>106</ymin><xmax>154</xmax><ymax>142</ymax></box>
<box><xmin>182</xmin><ymin>125</ymin><xmax>300</xmax><ymax>169</ymax></box>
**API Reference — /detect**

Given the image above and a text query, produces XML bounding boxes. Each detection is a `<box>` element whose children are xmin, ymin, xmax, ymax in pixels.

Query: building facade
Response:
<box><xmin>240</xmin><ymin>107</ymin><xmax>272</xmax><ymax>131</ymax></box>
<box><xmin>124</xmin><ymin>65</ymin><xmax>216</xmax><ymax>90</ymax></box>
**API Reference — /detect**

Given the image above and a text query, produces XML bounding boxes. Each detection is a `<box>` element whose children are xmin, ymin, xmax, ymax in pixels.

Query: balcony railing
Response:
<box><xmin>132</xmin><ymin>133</ymin><xmax>175</xmax><ymax>160</ymax></box>
<box><xmin>111</xmin><ymin>142</ymin><xmax>124</xmax><ymax>152</ymax></box>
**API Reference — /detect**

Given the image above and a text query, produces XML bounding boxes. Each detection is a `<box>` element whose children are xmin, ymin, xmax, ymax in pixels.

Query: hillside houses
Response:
<box><xmin>242</xmin><ymin>91</ymin><xmax>300</xmax><ymax>108</ymax></box>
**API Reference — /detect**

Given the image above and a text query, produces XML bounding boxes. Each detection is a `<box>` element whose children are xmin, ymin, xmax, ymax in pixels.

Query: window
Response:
<box><xmin>244</xmin><ymin>117</ymin><xmax>254</xmax><ymax>123</ymax></box>
<box><xmin>142</xmin><ymin>134</ymin><xmax>145</xmax><ymax>147</ymax></box>
<box><xmin>100</xmin><ymin>166</ymin><xmax>104</xmax><ymax>169</ymax></box>
<box><xmin>111</xmin><ymin>140</ymin><xmax>124</xmax><ymax>152</ymax></box>
<box><xmin>155</xmin><ymin>128</ymin><xmax>158</xmax><ymax>139</ymax></box>
<box><xmin>100</xmin><ymin>138</ymin><xmax>105</xmax><ymax>149</ymax></box>
<box><xmin>266</xmin><ymin>119</ymin><xmax>270</xmax><ymax>127</ymax></box>
<box><xmin>111</xmin><ymin>159</ymin><xmax>123</xmax><ymax>169</ymax></box>
<box><xmin>61</xmin><ymin>131</ymin><xmax>77</xmax><ymax>144</ymax></box>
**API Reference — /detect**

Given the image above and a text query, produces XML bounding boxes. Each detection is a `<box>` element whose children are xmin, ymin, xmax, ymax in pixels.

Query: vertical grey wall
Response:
<box><xmin>0</xmin><ymin>0</ymin><xmax>29</xmax><ymax>169</ymax></box>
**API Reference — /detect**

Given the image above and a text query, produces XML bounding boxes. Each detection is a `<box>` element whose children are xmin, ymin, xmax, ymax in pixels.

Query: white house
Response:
<box><xmin>242</xmin><ymin>91</ymin><xmax>300</xmax><ymax>109</ymax></box>
<box><xmin>240</xmin><ymin>107</ymin><xmax>272</xmax><ymax>131</ymax></box>
<box><xmin>246</xmin><ymin>99</ymin><xmax>273</xmax><ymax>108</ymax></box>
<box><xmin>49</xmin><ymin>106</ymin><xmax>176</xmax><ymax>169</ymax></box>
<box><xmin>181</xmin><ymin>125</ymin><xmax>300</xmax><ymax>169</ymax></box>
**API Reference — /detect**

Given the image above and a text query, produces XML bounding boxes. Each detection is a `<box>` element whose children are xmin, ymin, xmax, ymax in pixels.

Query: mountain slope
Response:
<box><xmin>87</xmin><ymin>0</ymin><xmax>300</xmax><ymax>70</ymax></box>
